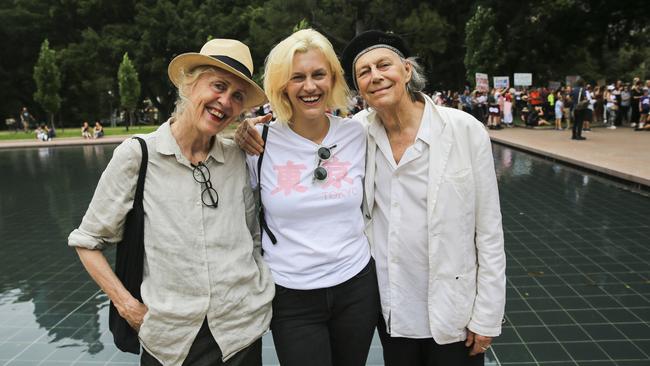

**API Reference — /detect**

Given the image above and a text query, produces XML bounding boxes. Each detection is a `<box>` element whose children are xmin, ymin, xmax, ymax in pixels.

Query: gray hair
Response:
<box><xmin>404</xmin><ymin>57</ymin><xmax>426</xmax><ymax>102</ymax></box>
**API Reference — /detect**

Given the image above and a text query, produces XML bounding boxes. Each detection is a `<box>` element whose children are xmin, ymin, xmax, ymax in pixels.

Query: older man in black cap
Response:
<box><xmin>340</xmin><ymin>30</ymin><xmax>505</xmax><ymax>366</ymax></box>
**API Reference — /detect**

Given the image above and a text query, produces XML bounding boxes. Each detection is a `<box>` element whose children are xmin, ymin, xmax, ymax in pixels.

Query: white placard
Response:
<box><xmin>514</xmin><ymin>73</ymin><xmax>532</xmax><ymax>86</ymax></box>
<box><xmin>493</xmin><ymin>76</ymin><xmax>510</xmax><ymax>89</ymax></box>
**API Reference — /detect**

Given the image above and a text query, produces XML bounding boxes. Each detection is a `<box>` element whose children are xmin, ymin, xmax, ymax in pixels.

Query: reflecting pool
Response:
<box><xmin>0</xmin><ymin>143</ymin><xmax>648</xmax><ymax>366</ymax></box>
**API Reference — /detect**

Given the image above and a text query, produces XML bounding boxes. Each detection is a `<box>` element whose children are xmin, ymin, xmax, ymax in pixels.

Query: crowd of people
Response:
<box><xmin>417</xmin><ymin>78</ymin><xmax>650</xmax><ymax>134</ymax></box>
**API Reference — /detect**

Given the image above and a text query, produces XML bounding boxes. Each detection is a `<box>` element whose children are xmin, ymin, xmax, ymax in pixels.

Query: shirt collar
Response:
<box><xmin>366</xmin><ymin>93</ymin><xmax>435</xmax><ymax>146</ymax></box>
<box><xmin>156</xmin><ymin>118</ymin><xmax>225</xmax><ymax>165</ymax></box>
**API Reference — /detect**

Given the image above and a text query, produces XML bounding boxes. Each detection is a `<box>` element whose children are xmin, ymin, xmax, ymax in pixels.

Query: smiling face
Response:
<box><xmin>187</xmin><ymin>68</ymin><xmax>247</xmax><ymax>135</ymax></box>
<box><xmin>354</xmin><ymin>48</ymin><xmax>411</xmax><ymax>111</ymax></box>
<box><xmin>284</xmin><ymin>49</ymin><xmax>332</xmax><ymax>124</ymax></box>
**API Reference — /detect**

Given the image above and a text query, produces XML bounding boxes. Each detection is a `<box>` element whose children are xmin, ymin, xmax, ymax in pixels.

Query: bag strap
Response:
<box><xmin>132</xmin><ymin>137</ymin><xmax>148</xmax><ymax>206</ymax></box>
<box><xmin>577</xmin><ymin>88</ymin><xmax>583</xmax><ymax>104</ymax></box>
<box><xmin>257</xmin><ymin>124</ymin><xmax>277</xmax><ymax>245</ymax></box>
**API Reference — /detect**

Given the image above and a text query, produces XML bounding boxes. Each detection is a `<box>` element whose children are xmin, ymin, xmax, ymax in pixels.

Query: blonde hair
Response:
<box><xmin>171</xmin><ymin>65</ymin><xmax>239</xmax><ymax>120</ymax></box>
<box><xmin>263</xmin><ymin>29</ymin><xmax>349</xmax><ymax>124</ymax></box>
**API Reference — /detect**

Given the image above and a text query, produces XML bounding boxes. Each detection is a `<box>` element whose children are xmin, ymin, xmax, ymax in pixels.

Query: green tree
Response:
<box><xmin>464</xmin><ymin>5</ymin><xmax>505</xmax><ymax>83</ymax></box>
<box><xmin>117</xmin><ymin>52</ymin><xmax>141</xmax><ymax>131</ymax></box>
<box><xmin>33</xmin><ymin>39</ymin><xmax>61</xmax><ymax>128</ymax></box>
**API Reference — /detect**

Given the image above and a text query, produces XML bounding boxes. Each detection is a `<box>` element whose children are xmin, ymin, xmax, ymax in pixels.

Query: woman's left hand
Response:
<box><xmin>465</xmin><ymin>329</ymin><xmax>493</xmax><ymax>356</ymax></box>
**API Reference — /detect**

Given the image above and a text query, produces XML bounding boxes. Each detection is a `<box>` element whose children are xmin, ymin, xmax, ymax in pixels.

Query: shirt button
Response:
<box><xmin>196</xmin><ymin>201</ymin><xmax>201</xmax><ymax>206</ymax></box>
<box><xmin>392</xmin><ymin>202</ymin><xmax>399</xmax><ymax>208</ymax></box>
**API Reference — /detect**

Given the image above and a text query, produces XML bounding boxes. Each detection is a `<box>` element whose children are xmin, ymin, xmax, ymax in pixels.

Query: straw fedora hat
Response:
<box><xmin>168</xmin><ymin>39</ymin><xmax>267</xmax><ymax>109</ymax></box>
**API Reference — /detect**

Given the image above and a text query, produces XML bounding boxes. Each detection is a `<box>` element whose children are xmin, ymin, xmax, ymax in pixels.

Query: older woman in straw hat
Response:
<box><xmin>69</xmin><ymin>39</ymin><xmax>274</xmax><ymax>366</ymax></box>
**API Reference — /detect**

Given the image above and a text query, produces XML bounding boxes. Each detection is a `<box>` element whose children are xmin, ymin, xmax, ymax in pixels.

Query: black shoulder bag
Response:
<box><xmin>257</xmin><ymin>124</ymin><xmax>277</xmax><ymax>248</ymax></box>
<box><xmin>109</xmin><ymin>136</ymin><xmax>148</xmax><ymax>354</ymax></box>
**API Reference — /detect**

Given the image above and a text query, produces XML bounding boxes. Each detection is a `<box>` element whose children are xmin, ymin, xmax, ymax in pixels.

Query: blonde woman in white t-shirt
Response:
<box><xmin>237</xmin><ymin>29</ymin><xmax>379</xmax><ymax>366</ymax></box>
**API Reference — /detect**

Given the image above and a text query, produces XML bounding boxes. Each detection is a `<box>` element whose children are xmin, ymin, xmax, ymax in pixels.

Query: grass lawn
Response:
<box><xmin>1</xmin><ymin>123</ymin><xmax>241</xmax><ymax>142</ymax></box>
<box><xmin>0</xmin><ymin>125</ymin><xmax>159</xmax><ymax>141</ymax></box>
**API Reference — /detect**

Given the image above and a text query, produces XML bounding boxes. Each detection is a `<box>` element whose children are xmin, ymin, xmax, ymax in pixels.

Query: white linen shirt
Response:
<box><xmin>370</xmin><ymin>102</ymin><xmax>432</xmax><ymax>338</ymax></box>
<box><xmin>68</xmin><ymin>120</ymin><xmax>274</xmax><ymax>366</ymax></box>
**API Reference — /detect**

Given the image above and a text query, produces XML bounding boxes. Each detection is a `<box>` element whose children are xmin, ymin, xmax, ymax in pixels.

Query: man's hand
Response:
<box><xmin>119</xmin><ymin>297</ymin><xmax>149</xmax><ymax>332</ymax></box>
<box><xmin>235</xmin><ymin>113</ymin><xmax>272</xmax><ymax>155</ymax></box>
<box><xmin>465</xmin><ymin>329</ymin><xmax>493</xmax><ymax>356</ymax></box>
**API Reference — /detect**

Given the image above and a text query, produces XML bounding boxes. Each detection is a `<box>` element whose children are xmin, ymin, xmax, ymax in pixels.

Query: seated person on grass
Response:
<box><xmin>525</xmin><ymin>106</ymin><xmax>551</xmax><ymax>128</ymax></box>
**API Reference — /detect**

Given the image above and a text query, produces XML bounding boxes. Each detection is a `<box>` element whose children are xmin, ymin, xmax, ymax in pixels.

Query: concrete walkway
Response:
<box><xmin>2</xmin><ymin>127</ymin><xmax>648</xmax><ymax>188</ymax></box>
<box><xmin>488</xmin><ymin>126</ymin><xmax>650</xmax><ymax>188</ymax></box>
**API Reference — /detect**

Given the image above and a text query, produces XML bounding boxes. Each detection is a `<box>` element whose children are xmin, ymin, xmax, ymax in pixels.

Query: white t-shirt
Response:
<box><xmin>246</xmin><ymin>114</ymin><xmax>370</xmax><ymax>289</ymax></box>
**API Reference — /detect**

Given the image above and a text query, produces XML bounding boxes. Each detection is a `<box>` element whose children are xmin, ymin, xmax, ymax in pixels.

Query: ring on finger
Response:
<box><xmin>480</xmin><ymin>345</ymin><xmax>491</xmax><ymax>351</ymax></box>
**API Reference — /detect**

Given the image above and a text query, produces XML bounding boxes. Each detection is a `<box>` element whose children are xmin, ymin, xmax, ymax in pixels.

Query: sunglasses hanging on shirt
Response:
<box><xmin>313</xmin><ymin>144</ymin><xmax>337</xmax><ymax>182</ymax></box>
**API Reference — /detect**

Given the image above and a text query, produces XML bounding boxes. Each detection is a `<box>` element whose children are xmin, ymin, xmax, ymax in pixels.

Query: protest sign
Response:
<box><xmin>475</xmin><ymin>73</ymin><xmax>489</xmax><ymax>92</ymax></box>
<box><xmin>514</xmin><ymin>73</ymin><xmax>532</xmax><ymax>86</ymax></box>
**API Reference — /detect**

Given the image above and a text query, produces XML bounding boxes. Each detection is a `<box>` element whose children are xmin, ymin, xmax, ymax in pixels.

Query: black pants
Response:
<box><xmin>270</xmin><ymin>259</ymin><xmax>380</xmax><ymax>366</ymax></box>
<box><xmin>141</xmin><ymin>319</ymin><xmax>262</xmax><ymax>366</ymax></box>
<box><xmin>377</xmin><ymin>316</ymin><xmax>484</xmax><ymax>366</ymax></box>
<box><xmin>616</xmin><ymin>105</ymin><xmax>629</xmax><ymax>125</ymax></box>
<box><xmin>572</xmin><ymin>108</ymin><xmax>586</xmax><ymax>138</ymax></box>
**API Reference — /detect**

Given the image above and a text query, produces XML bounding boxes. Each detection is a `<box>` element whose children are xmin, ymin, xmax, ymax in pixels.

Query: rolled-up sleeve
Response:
<box><xmin>68</xmin><ymin>139</ymin><xmax>141</xmax><ymax>250</ymax></box>
<box><xmin>468</xmin><ymin>126</ymin><xmax>506</xmax><ymax>336</ymax></box>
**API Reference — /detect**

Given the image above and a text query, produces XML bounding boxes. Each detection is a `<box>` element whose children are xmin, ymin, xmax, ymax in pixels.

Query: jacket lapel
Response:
<box><xmin>364</xmin><ymin>118</ymin><xmax>378</xmax><ymax>216</ymax></box>
<box><xmin>425</xmin><ymin>98</ymin><xmax>454</xmax><ymax>231</ymax></box>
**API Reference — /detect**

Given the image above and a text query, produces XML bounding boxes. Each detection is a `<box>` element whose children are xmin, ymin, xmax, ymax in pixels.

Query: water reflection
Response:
<box><xmin>0</xmin><ymin>145</ymin><xmax>115</xmax><ymax>359</ymax></box>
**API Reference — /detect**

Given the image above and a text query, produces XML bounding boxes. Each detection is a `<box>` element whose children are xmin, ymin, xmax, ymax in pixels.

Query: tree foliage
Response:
<box><xmin>118</xmin><ymin>52</ymin><xmax>141</xmax><ymax>131</ymax></box>
<box><xmin>464</xmin><ymin>6</ymin><xmax>505</xmax><ymax>80</ymax></box>
<box><xmin>33</xmin><ymin>39</ymin><xmax>61</xmax><ymax>127</ymax></box>
<box><xmin>0</xmin><ymin>0</ymin><xmax>646</xmax><ymax>127</ymax></box>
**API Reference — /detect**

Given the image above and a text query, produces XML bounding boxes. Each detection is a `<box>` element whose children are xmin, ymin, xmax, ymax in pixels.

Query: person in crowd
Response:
<box><xmin>20</xmin><ymin>107</ymin><xmax>35</xmax><ymax>132</ymax></box>
<box><xmin>486</xmin><ymin>88</ymin><xmax>502</xmax><ymax>129</ymax></box>
<box><xmin>638</xmin><ymin>87</ymin><xmax>649</xmax><ymax>131</ymax></box>
<box><xmin>593</xmin><ymin>85</ymin><xmax>605</xmax><ymax>124</ymax></box>
<box><xmin>541</xmin><ymin>87</ymin><xmax>551</xmax><ymax>118</ymax></box>
<box><xmin>68</xmin><ymin>38</ymin><xmax>274</xmax><ymax>366</ymax></box>
<box><xmin>620</xmin><ymin>84</ymin><xmax>631</xmax><ymax>126</ymax></box>
<box><xmin>502</xmin><ymin>89</ymin><xmax>513</xmax><ymax>127</ymax></box>
<box><xmin>526</xmin><ymin>106</ymin><xmax>551</xmax><ymax>128</ymax></box>
<box><xmin>613</xmin><ymin>82</ymin><xmax>622</xmax><ymax>127</ymax></box>
<box><xmin>460</xmin><ymin>89</ymin><xmax>472</xmax><ymax>114</ymax></box>
<box><xmin>554</xmin><ymin>90</ymin><xmax>564</xmax><ymax>130</ymax></box>
<box><xmin>93</xmin><ymin>120</ymin><xmax>105</xmax><ymax>138</ymax></box>
<box><xmin>564</xmin><ymin>85</ymin><xmax>574</xmax><ymax>128</ymax></box>
<box><xmin>514</xmin><ymin>87</ymin><xmax>526</xmax><ymax>117</ymax></box>
<box><xmin>583</xmin><ymin>84</ymin><xmax>594</xmax><ymax>131</ymax></box>
<box><xmin>82</xmin><ymin>121</ymin><xmax>92</xmax><ymax>139</ymax></box>
<box><xmin>475</xmin><ymin>90</ymin><xmax>488</xmax><ymax>124</ymax></box>
<box><xmin>240</xmin><ymin>29</ymin><xmax>379</xmax><ymax>366</ymax></box>
<box><xmin>35</xmin><ymin>124</ymin><xmax>47</xmax><ymax>141</ymax></box>
<box><xmin>46</xmin><ymin>124</ymin><xmax>55</xmax><ymax>140</ymax></box>
<box><xmin>605</xmin><ymin>85</ymin><xmax>618</xmax><ymax>129</ymax></box>
<box><xmin>571</xmin><ymin>81</ymin><xmax>589</xmax><ymax>140</ymax></box>
<box><xmin>630</xmin><ymin>80</ymin><xmax>643</xmax><ymax>128</ymax></box>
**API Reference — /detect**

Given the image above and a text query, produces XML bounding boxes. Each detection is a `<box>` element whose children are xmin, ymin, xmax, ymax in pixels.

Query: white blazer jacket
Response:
<box><xmin>360</xmin><ymin>94</ymin><xmax>506</xmax><ymax>344</ymax></box>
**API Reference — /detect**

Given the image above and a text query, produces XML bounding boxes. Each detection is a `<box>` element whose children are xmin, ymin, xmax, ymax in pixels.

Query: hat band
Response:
<box><xmin>210</xmin><ymin>55</ymin><xmax>252</xmax><ymax>79</ymax></box>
